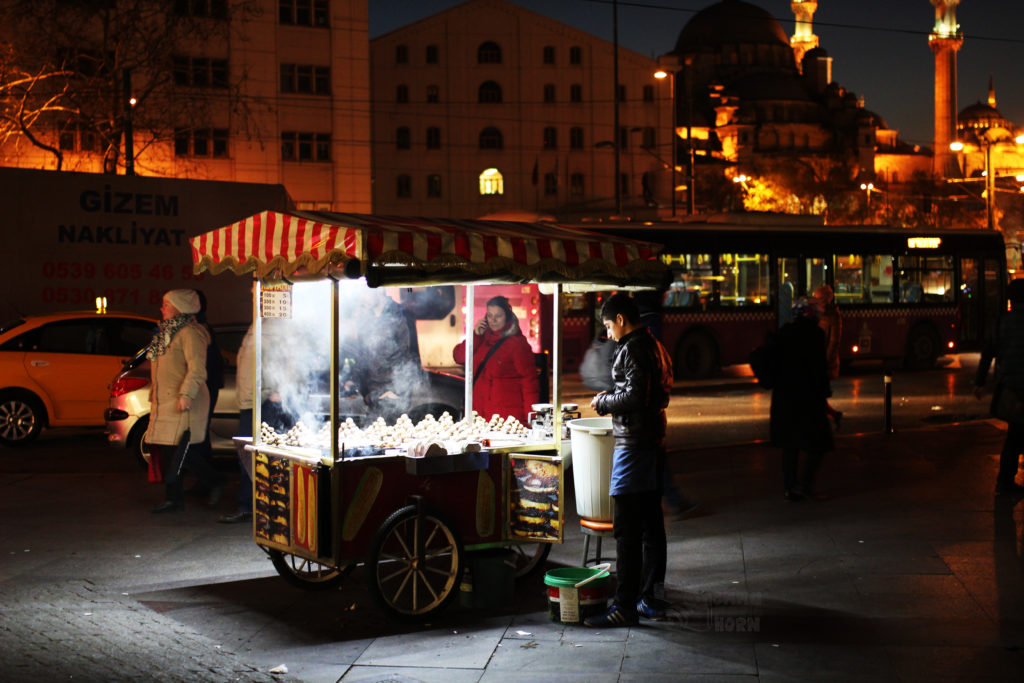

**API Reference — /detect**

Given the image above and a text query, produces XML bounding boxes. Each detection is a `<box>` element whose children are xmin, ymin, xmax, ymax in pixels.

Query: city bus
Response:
<box><xmin>570</xmin><ymin>217</ymin><xmax>1007</xmax><ymax>379</ymax></box>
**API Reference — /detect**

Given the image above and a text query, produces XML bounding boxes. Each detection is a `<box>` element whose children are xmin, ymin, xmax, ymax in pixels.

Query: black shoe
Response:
<box><xmin>636</xmin><ymin>598</ymin><xmax>667</xmax><ymax>621</ymax></box>
<box><xmin>206</xmin><ymin>485</ymin><xmax>224</xmax><ymax>507</ymax></box>
<box><xmin>784</xmin><ymin>489</ymin><xmax>805</xmax><ymax>502</ymax></box>
<box><xmin>995</xmin><ymin>482</ymin><xmax>1024</xmax><ymax>496</ymax></box>
<box><xmin>151</xmin><ymin>501</ymin><xmax>183</xmax><ymax>513</ymax></box>
<box><xmin>584</xmin><ymin>603</ymin><xmax>639</xmax><ymax>628</ymax></box>
<box><xmin>218</xmin><ymin>510</ymin><xmax>252</xmax><ymax>524</ymax></box>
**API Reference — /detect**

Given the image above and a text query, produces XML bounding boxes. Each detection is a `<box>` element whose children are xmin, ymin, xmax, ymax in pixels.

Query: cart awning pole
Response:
<box><xmin>330</xmin><ymin>278</ymin><xmax>339</xmax><ymax>464</ymax></box>
<box><xmin>552</xmin><ymin>283</ymin><xmax>563</xmax><ymax>454</ymax></box>
<box><xmin>464</xmin><ymin>283</ymin><xmax>474</xmax><ymax>419</ymax></box>
<box><xmin>253</xmin><ymin>280</ymin><xmax>262</xmax><ymax>445</ymax></box>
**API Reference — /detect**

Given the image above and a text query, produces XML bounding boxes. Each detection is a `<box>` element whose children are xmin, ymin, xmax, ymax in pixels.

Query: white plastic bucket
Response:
<box><xmin>567</xmin><ymin>417</ymin><xmax>614</xmax><ymax>521</ymax></box>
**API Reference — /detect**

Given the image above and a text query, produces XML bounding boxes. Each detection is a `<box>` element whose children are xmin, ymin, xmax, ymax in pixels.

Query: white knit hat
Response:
<box><xmin>163</xmin><ymin>289</ymin><xmax>200</xmax><ymax>315</ymax></box>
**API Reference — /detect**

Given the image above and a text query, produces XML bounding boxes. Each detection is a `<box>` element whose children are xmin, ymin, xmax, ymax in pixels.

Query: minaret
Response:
<box><xmin>790</xmin><ymin>1</ymin><xmax>819</xmax><ymax>70</ymax></box>
<box><xmin>987</xmin><ymin>75</ymin><xmax>996</xmax><ymax>108</ymax></box>
<box><xmin>928</xmin><ymin>0</ymin><xmax>963</xmax><ymax>178</ymax></box>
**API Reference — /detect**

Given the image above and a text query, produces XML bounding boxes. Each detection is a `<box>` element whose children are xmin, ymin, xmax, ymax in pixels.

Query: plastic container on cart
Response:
<box><xmin>544</xmin><ymin>563</ymin><xmax>611</xmax><ymax>624</ymax></box>
<box><xmin>567</xmin><ymin>417</ymin><xmax>614</xmax><ymax>522</ymax></box>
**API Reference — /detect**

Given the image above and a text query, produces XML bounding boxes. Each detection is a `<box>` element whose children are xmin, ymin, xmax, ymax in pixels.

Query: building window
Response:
<box><xmin>617</xmin><ymin>84</ymin><xmax>627</xmax><ymax>102</ymax></box>
<box><xmin>570</xmin><ymin>84</ymin><xmax>582</xmax><ymax>103</ymax></box>
<box><xmin>396</xmin><ymin>127</ymin><xmax>411</xmax><ymax>150</ymax></box>
<box><xmin>395</xmin><ymin>45</ymin><xmax>408</xmax><ymax>64</ymax></box>
<box><xmin>426</xmin><ymin>127</ymin><xmax>441</xmax><ymax>149</ymax></box>
<box><xmin>543</xmin><ymin>46</ymin><xmax>555</xmax><ymax>64</ymax></box>
<box><xmin>543</xmin><ymin>127</ymin><xmax>557</xmax><ymax>149</ymax></box>
<box><xmin>641</xmin><ymin>126</ymin><xmax>656</xmax><ymax>149</ymax></box>
<box><xmin>426</xmin><ymin>85</ymin><xmax>439</xmax><ymax>103</ymax></box>
<box><xmin>477</xmin><ymin>41</ymin><xmax>501</xmax><ymax>64</ymax></box>
<box><xmin>279</xmin><ymin>0</ymin><xmax>328</xmax><ymax>27</ymax></box>
<box><xmin>479</xmin><ymin>127</ymin><xmax>503</xmax><ymax>149</ymax></box>
<box><xmin>427</xmin><ymin>174</ymin><xmax>442</xmax><ymax>198</ymax></box>
<box><xmin>397</xmin><ymin>174</ymin><xmax>411</xmax><ymax>198</ymax></box>
<box><xmin>619</xmin><ymin>127</ymin><xmax>629</xmax><ymax>150</ymax></box>
<box><xmin>543</xmin><ymin>84</ymin><xmax>555</xmax><ymax>103</ymax></box>
<box><xmin>643</xmin><ymin>85</ymin><xmax>654</xmax><ymax>102</ymax></box>
<box><xmin>396</xmin><ymin>84</ymin><xmax>408</xmax><ymax>103</ymax></box>
<box><xmin>280</xmin><ymin>64</ymin><xmax>330</xmax><ymax>94</ymax></box>
<box><xmin>172</xmin><ymin>56</ymin><xmax>228</xmax><ymax>88</ymax></box>
<box><xmin>174</xmin><ymin>0</ymin><xmax>227</xmax><ymax>19</ymax></box>
<box><xmin>544</xmin><ymin>173</ymin><xmax>557</xmax><ymax>196</ymax></box>
<box><xmin>426</xmin><ymin>45</ymin><xmax>438</xmax><ymax>64</ymax></box>
<box><xmin>479</xmin><ymin>168</ymin><xmax>503</xmax><ymax>195</ymax></box>
<box><xmin>478</xmin><ymin>81</ymin><xmax>502</xmax><ymax>103</ymax></box>
<box><xmin>280</xmin><ymin>131</ymin><xmax>330</xmax><ymax>161</ymax></box>
<box><xmin>58</xmin><ymin>123</ymin><xmax>98</xmax><ymax>153</ymax></box>
<box><xmin>175</xmin><ymin>128</ymin><xmax>229</xmax><ymax>157</ymax></box>
<box><xmin>570</xmin><ymin>127</ymin><xmax>583</xmax><ymax>150</ymax></box>
<box><xmin>569</xmin><ymin>46</ymin><xmax>581</xmax><ymax>64</ymax></box>
<box><xmin>570</xmin><ymin>173</ymin><xmax>584</xmax><ymax>196</ymax></box>
<box><xmin>620</xmin><ymin>173</ymin><xmax>630</xmax><ymax>197</ymax></box>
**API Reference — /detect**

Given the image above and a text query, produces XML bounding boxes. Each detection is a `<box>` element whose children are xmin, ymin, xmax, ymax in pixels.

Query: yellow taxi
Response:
<box><xmin>0</xmin><ymin>310</ymin><xmax>157</xmax><ymax>446</ymax></box>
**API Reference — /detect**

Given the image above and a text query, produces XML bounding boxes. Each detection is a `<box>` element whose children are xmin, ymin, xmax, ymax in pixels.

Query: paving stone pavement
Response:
<box><xmin>3</xmin><ymin>419</ymin><xmax>1024</xmax><ymax>682</ymax></box>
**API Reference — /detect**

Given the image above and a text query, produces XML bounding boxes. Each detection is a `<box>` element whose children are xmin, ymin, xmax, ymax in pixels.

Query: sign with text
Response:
<box><xmin>260</xmin><ymin>283</ymin><xmax>293</xmax><ymax>319</ymax></box>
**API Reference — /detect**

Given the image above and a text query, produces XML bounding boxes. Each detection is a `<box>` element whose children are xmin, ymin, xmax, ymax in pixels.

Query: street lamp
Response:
<box><xmin>653</xmin><ymin>67</ymin><xmax>677</xmax><ymax>217</ymax></box>
<box><xmin>860</xmin><ymin>182</ymin><xmax>874</xmax><ymax>211</ymax></box>
<box><xmin>950</xmin><ymin>138</ymin><xmax>993</xmax><ymax>231</ymax></box>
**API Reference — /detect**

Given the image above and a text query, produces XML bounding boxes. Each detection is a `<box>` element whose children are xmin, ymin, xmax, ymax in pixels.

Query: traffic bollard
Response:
<box><xmin>883</xmin><ymin>373</ymin><xmax>893</xmax><ymax>433</ymax></box>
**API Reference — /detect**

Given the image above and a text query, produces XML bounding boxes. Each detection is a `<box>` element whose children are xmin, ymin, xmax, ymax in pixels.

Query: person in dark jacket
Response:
<box><xmin>454</xmin><ymin>295</ymin><xmax>539</xmax><ymax>423</ymax></box>
<box><xmin>584</xmin><ymin>293</ymin><xmax>674</xmax><ymax>628</ymax></box>
<box><xmin>770</xmin><ymin>297</ymin><xmax>833</xmax><ymax>502</ymax></box>
<box><xmin>348</xmin><ymin>288</ymin><xmax>424</xmax><ymax>423</ymax></box>
<box><xmin>974</xmin><ymin>279</ymin><xmax>1024</xmax><ymax>496</ymax></box>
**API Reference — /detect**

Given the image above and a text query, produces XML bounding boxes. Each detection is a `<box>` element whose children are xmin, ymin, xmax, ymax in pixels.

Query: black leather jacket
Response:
<box><xmin>594</xmin><ymin>327</ymin><xmax>673</xmax><ymax>450</ymax></box>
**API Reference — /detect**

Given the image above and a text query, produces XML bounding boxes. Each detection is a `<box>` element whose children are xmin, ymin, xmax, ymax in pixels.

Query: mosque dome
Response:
<box><xmin>958</xmin><ymin>101</ymin><xmax>1013</xmax><ymax>134</ymax></box>
<box><xmin>674</xmin><ymin>0</ymin><xmax>789</xmax><ymax>53</ymax></box>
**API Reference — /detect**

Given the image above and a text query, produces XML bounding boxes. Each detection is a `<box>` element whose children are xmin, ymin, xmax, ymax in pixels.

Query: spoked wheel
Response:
<box><xmin>367</xmin><ymin>505</ymin><xmax>463</xmax><ymax>620</ymax></box>
<box><xmin>507</xmin><ymin>542</ymin><xmax>552</xmax><ymax>579</ymax></box>
<box><xmin>269</xmin><ymin>550</ymin><xmax>350</xmax><ymax>591</ymax></box>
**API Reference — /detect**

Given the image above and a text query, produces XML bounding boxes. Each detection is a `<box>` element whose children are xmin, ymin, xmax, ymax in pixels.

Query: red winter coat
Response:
<box><xmin>453</xmin><ymin>324</ymin><xmax>538</xmax><ymax>423</ymax></box>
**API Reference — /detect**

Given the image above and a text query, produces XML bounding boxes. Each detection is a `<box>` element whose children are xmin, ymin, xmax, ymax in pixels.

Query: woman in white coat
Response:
<box><xmin>147</xmin><ymin>289</ymin><xmax>218</xmax><ymax>513</ymax></box>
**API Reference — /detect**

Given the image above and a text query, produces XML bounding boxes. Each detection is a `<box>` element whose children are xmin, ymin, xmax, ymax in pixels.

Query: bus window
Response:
<box><xmin>835</xmin><ymin>255</ymin><xmax>865</xmax><ymax>304</ymax></box>
<box><xmin>806</xmin><ymin>258</ymin><xmax>828</xmax><ymax>296</ymax></box>
<box><xmin>865</xmin><ymin>254</ymin><xmax>895</xmax><ymax>304</ymax></box>
<box><xmin>664</xmin><ymin>254</ymin><xmax>713</xmax><ymax>308</ymax></box>
<box><xmin>720</xmin><ymin>253</ymin><xmax>769</xmax><ymax>306</ymax></box>
<box><xmin>899</xmin><ymin>255</ymin><xmax>953</xmax><ymax>303</ymax></box>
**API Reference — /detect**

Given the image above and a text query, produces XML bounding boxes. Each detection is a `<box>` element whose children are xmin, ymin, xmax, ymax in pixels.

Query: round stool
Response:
<box><xmin>579</xmin><ymin>518</ymin><xmax>614</xmax><ymax>567</ymax></box>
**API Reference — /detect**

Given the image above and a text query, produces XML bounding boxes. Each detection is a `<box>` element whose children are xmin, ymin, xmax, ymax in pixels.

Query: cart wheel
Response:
<box><xmin>508</xmin><ymin>542</ymin><xmax>552</xmax><ymax>579</ymax></box>
<box><xmin>269</xmin><ymin>550</ymin><xmax>350</xmax><ymax>591</ymax></box>
<box><xmin>367</xmin><ymin>505</ymin><xmax>463</xmax><ymax>620</ymax></box>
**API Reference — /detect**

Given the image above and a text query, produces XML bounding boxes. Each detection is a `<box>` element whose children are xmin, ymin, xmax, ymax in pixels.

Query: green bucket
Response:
<box><xmin>543</xmin><ymin>563</ymin><xmax>611</xmax><ymax>624</ymax></box>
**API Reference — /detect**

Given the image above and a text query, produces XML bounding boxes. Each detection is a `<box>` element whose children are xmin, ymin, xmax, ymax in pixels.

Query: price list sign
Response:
<box><xmin>260</xmin><ymin>283</ymin><xmax>293</xmax><ymax>319</ymax></box>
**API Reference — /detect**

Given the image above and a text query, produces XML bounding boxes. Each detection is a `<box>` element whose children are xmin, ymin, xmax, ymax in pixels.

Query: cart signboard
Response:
<box><xmin>508</xmin><ymin>455</ymin><xmax>563</xmax><ymax>543</ymax></box>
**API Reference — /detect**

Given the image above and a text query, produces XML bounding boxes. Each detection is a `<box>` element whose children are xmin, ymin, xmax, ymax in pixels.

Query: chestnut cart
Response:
<box><xmin>190</xmin><ymin>211</ymin><xmax>666</xmax><ymax>620</ymax></box>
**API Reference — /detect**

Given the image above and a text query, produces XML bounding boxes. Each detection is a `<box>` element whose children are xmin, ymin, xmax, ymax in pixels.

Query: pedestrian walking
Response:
<box><xmin>814</xmin><ymin>284</ymin><xmax>843</xmax><ymax>429</ymax></box>
<box><xmin>584</xmin><ymin>293</ymin><xmax>674</xmax><ymax>627</ymax></box>
<box><xmin>770</xmin><ymin>297</ymin><xmax>833</xmax><ymax>502</ymax></box>
<box><xmin>974</xmin><ymin>279</ymin><xmax>1024</xmax><ymax>496</ymax></box>
<box><xmin>220</xmin><ymin>322</ymin><xmax>255</xmax><ymax>523</ymax></box>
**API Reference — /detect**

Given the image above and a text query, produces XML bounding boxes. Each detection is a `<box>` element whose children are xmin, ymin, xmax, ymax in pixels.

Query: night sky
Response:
<box><xmin>369</xmin><ymin>0</ymin><xmax>1023</xmax><ymax>150</ymax></box>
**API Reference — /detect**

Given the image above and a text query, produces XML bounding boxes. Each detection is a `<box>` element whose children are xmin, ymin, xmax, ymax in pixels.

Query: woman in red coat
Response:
<box><xmin>453</xmin><ymin>296</ymin><xmax>539</xmax><ymax>424</ymax></box>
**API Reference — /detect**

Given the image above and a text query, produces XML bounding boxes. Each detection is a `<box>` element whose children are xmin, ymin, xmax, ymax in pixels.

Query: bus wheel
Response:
<box><xmin>675</xmin><ymin>332</ymin><xmax>718</xmax><ymax>379</ymax></box>
<box><xmin>904</xmin><ymin>325</ymin><xmax>939</xmax><ymax>370</ymax></box>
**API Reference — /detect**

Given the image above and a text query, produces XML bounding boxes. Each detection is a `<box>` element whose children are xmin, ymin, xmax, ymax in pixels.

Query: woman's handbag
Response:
<box><xmin>991</xmin><ymin>384</ymin><xmax>1024</xmax><ymax>423</ymax></box>
<box><xmin>147</xmin><ymin>445</ymin><xmax>164</xmax><ymax>484</ymax></box>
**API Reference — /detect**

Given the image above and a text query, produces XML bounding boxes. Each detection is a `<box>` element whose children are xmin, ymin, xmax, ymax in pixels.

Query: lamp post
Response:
<box><xmin>123</xmin><ymin>67</ymin><xmax>136</xmax><ymax>176</ymax></box>
<box><xmin>860</xmin><ymin>182</ymin><xmax>874</xmax><ymax>220</ymax></box>
<box><xmin>950</xmin><ymin>138</ymin><xmax>993</xmax><ymax>231</ymax></box>
<box><xmin>653</xmin><ymin>65</ymin><xmax>677</xmax><ymax>217</ymax></box>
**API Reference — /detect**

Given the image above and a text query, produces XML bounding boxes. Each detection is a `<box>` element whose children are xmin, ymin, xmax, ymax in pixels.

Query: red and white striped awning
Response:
<box><xmin>191</xmin><ymin>210</ymin><xmax>667</xmax><ymax>286</ymax></box>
